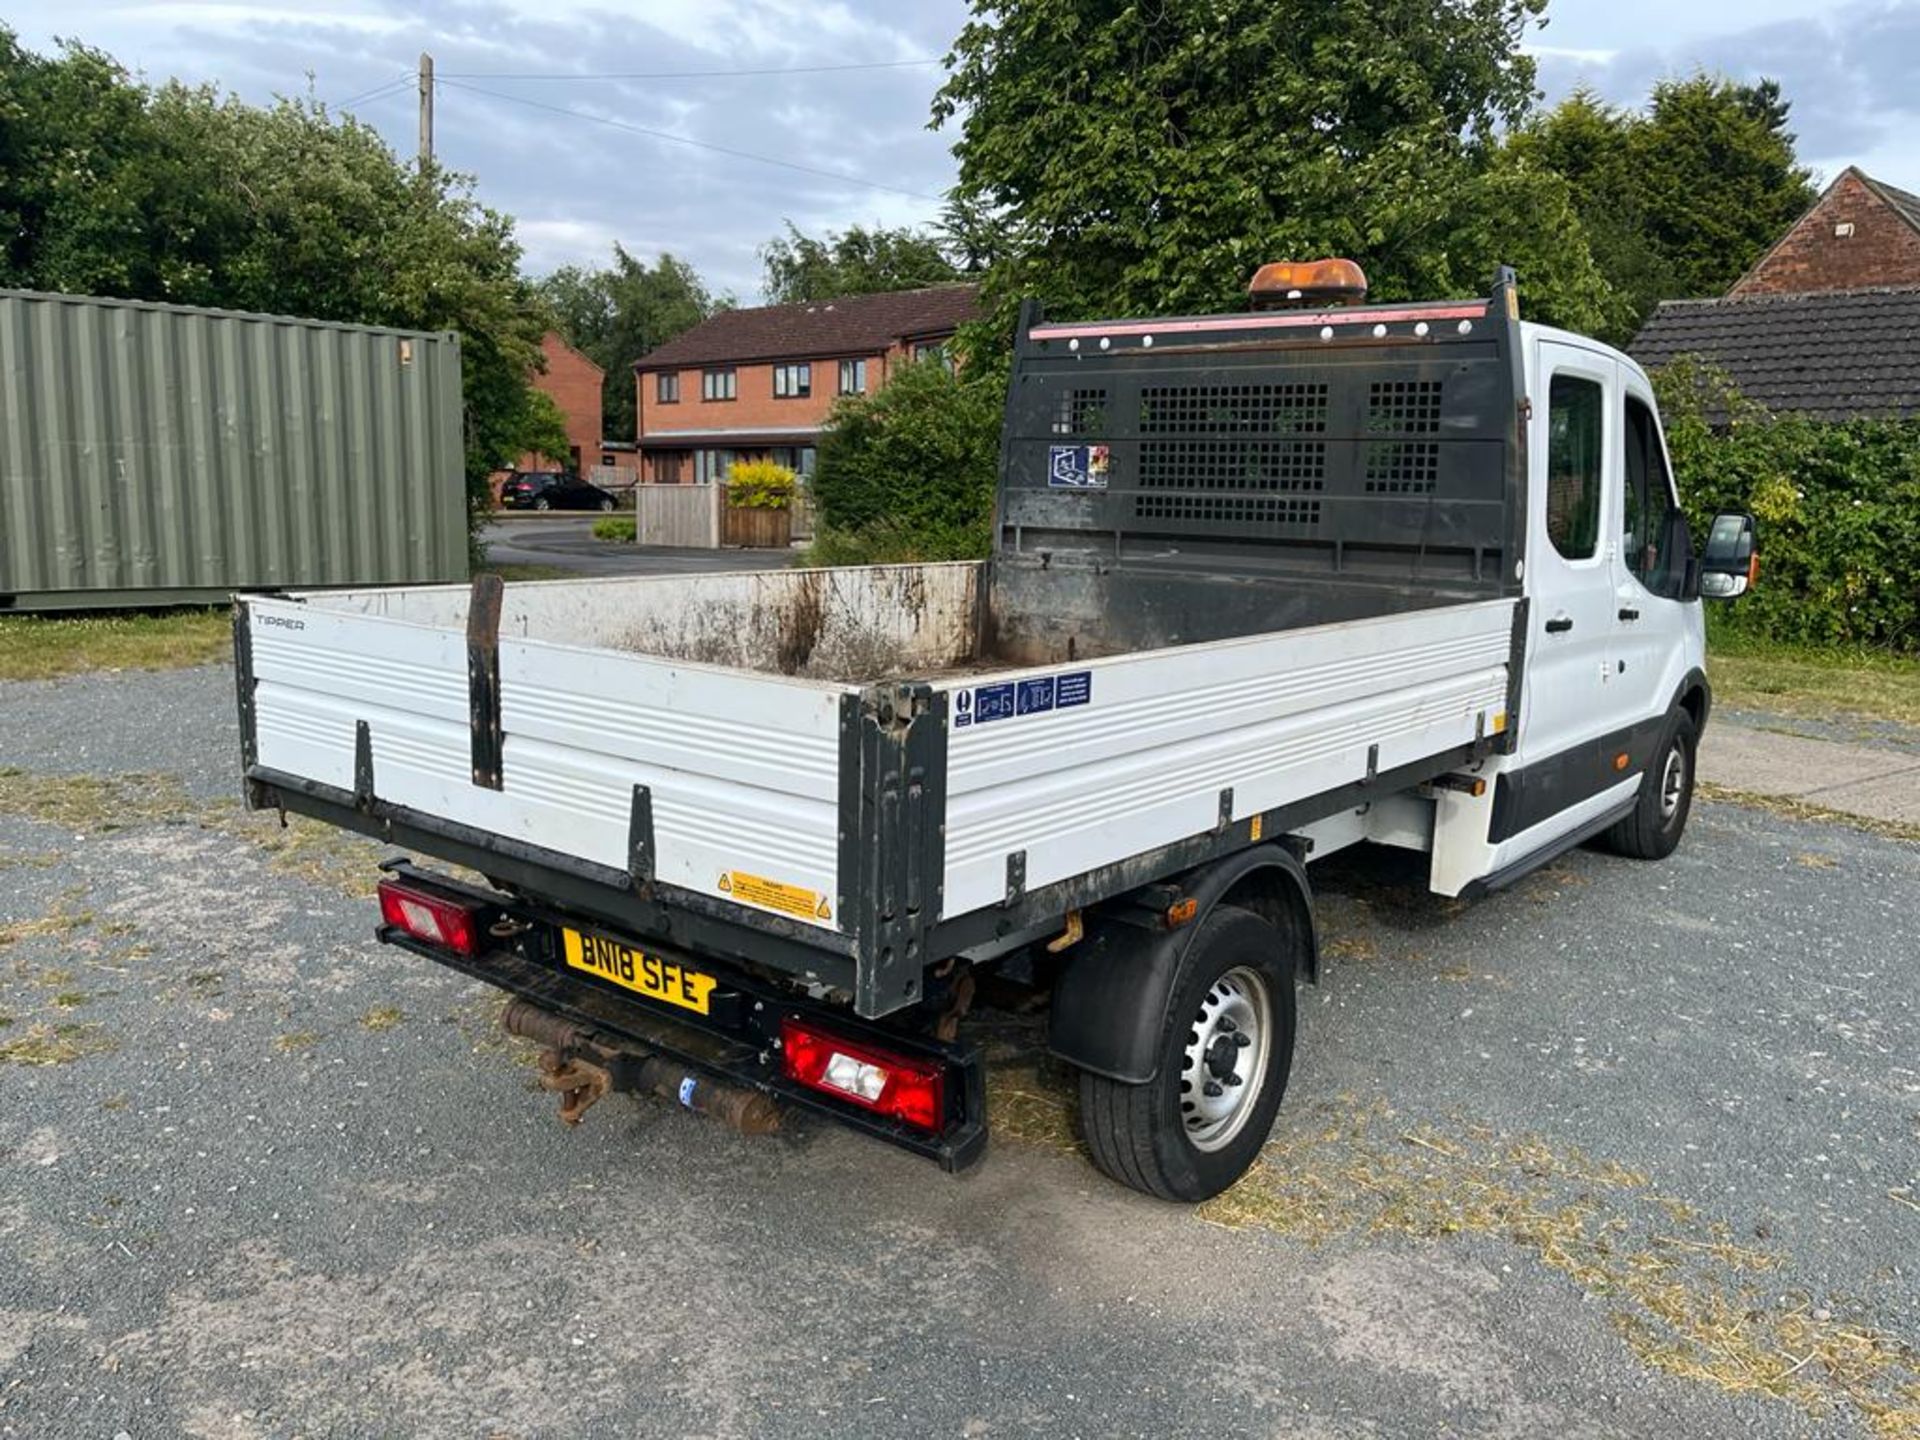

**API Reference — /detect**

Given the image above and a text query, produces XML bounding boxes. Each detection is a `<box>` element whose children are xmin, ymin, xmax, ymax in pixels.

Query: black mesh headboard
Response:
<box><xmin>984</xmin><ymin>275</ymin><xmax>1528</xmax><ymax>662</ymax></box>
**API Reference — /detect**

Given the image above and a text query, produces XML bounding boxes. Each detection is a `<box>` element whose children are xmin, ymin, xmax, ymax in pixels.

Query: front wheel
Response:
<box><xmin>1078</xmin><ymin>905</ymin><xmax>1297</xmax><ymax>1202</ymax></box>
<box><xmin>1601</xmin><ymin>709</ymin><xmax>1698</xmax><ymax>860</ymax></box>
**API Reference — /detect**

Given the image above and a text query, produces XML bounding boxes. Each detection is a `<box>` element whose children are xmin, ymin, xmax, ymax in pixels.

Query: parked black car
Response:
<box><xmin>500</xmin><ymin>471</ymin><xmax>620</xmax><ymax>512</ymax></box>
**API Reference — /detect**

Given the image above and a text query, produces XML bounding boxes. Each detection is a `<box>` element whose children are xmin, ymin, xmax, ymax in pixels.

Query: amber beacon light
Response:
<box><xmin>1247</xmin><ymin>258</ymin><xmax>1370</xmax><ymax>309</ymax></box>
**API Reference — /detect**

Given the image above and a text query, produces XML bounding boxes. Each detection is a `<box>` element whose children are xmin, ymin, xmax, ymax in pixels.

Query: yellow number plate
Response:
<box><xmin>561</xmin><ymin>929</ymin><xmax>717</xmax><ymax>1015</ymax></box>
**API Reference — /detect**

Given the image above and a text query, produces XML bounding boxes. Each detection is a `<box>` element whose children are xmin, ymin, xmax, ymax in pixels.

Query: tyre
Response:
<box><xmin>1600</xmin><ymin>709</ymin><xmax>1697</xmax><ymax>860</ymax></box>
<box><xmin>1077</xmin><ymin>905</ymin><xmax>1297</xmax><ymax>1202</ymax></box>
<box><xmin>533</xmin><ymin>497</ymin><xmax>551</xmax><ymax>512</ymax></box>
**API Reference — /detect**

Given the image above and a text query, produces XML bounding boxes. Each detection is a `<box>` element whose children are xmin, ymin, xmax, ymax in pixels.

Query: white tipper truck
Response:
<box><xmin>232</xmin><ymin>261</ymin><xmax>1759</xmax><ymax>1200</ymax></box>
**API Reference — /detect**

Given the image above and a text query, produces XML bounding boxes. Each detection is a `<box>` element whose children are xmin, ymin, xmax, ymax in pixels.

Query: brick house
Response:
<box><xmin>632</xmin><ymin>285</ymin><xmax>980</xmax><ymax>484</ymax></box>
<box><xmin>522</xmin><ymin>331</ymin><xmax>604</xmax><ymax>475</ymax></box>
<box><xmin>1728</xmin><ymin>167</ymin><xmax>1920</xmax><ymax>297</ymax></box>
<box><xmin>1630</xmin><ymin>167</ymin><xmax>1920</xmax><ymax>421</ymax></box>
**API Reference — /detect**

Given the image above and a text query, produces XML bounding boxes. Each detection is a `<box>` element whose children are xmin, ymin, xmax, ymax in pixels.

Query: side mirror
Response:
<box><xmin>1698</xmin><ymin>511</ymin><xmax>1759</xmax><ymax>600</ymax></box>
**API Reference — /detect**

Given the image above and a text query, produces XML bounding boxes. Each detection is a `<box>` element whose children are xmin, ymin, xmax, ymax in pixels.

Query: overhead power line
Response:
<box><xmin>437</xmin><ymin>57</ymin><xmax>941</xmax><ymax>81</ymax></box>
<box><xmin>333</xmin><ymin>74</ymin><xmax>414</xmax><ymax>110</ymax></box>
<box><xmin>434</xmin><ymin>77</ymin><xmax>944</xmax><ymax>202</ymax></box>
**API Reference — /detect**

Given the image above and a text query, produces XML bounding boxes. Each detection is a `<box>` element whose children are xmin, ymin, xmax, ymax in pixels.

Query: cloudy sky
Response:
<box><xmin>7</xmin><ymin>0</ymin><xmax>1919</xmax><ymax>300</ymax></box>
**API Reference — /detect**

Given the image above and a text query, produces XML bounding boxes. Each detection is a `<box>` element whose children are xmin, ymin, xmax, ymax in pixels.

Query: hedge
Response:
<box><xmin>1654</xmin><ymin>358</ymin><xmax>1920</xmax><ymax>651</ymax></box>
<box><xmin>808</xmin><ymin>358</ymin><xmax>1002</xmax><ymax>564</ymax></box>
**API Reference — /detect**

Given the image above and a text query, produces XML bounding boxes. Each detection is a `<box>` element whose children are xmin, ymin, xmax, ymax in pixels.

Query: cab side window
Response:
<box><xmin>1545</xmin><ymin>375</ymin><xmax>1603</xmax><ymax>562</ymax></box>
<box><xmin>1623</xmin><ymin>396</ymin><xmax>1682</xmax><ymax>598</ymax></box>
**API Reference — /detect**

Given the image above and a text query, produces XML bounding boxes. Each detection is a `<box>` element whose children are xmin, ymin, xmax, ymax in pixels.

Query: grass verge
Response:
<box><xmin>476</xmin><ymin>562</ymin><xmax>573</xmax><ymax>583</ymax></box>
<box><xmin>1708</xmin><ymin>629</ymin><xmax>1920</xmax><ymax>731</ymax></box>
<box><xmin>0</xmin><ymin>609</ymin><xmax>230</xmax><ymax>682</ymax></box>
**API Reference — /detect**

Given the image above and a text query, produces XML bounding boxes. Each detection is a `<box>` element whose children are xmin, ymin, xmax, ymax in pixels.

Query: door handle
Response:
<box><xmin>1618</xmin><ymin>607</ymin><xmax>1641</xmax><ymax>622</ymax></box>
<box><xmin>1545</xmin><ymin>617</ymin><xmax>1574</xmax><ymax>634</ymax></box>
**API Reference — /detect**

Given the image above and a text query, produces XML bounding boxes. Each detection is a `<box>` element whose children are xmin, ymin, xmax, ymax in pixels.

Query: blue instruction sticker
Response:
<box><xmin>956</xmin><ymin>669</ymin><xmax>1093</xmax><ymax>730</ymax></box>
<box><xmin>1048</xmin><ymin>443</ymin><xmax>1110</xmax><ymax>489</ymax></box>
<box><xmin>973</xmin><ymin>682</ymin><xmax>1017</xmax><ymax>724</ymax></box>
<box><xmin>1016</xmin><ymin>676</ymin><xmax>1056</xmax><ymax>715</ymax></box>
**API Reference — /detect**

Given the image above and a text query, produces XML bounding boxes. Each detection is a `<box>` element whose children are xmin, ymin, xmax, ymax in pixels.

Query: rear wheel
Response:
<box><xmin>598</xmin><ymin>497</ymin><xmax>615</xmax><ymax>512</ymax></box>
<box><xmin>1601</xmin><ymin>709</ymin><xmax>1697</xmax><ymax>860</ymax></box>
<box><xmin>533</xmin><ymin>497</ymin><xmax>552</xmax><ymax>512</ymax></box>
<box><xmin>1077</xmin><ymin>905</ymin><xmax>1296</xmax><ymax>1201</ymax></box>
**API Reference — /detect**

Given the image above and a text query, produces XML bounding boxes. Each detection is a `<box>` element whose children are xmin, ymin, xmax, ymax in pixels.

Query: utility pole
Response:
<box><xmin>417</xmin><ymin>51</ymin><xmax>434</xmax><ymax>172</ymax></box>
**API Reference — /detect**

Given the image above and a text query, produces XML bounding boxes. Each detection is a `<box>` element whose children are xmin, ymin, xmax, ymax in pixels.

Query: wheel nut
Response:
<box><xmin>1233</xmin><ymin>1032</ymin><xmax>1252</xmax><ymax>1048</ymax></box>
<box><xmin>1224</xmin><ymin>1072</ymin><xmax>1243</xmax><ymax>1087</ymax></box>
<box><xmin>1203</xmin><ymin>1080</ymin><xmax>1224</xmax><ymax>1098</ymax></box>
<box><xmin>1218</xmin><ymin>1016</ymin><xmax>1236</xmax><ymax>1033</ymax></box>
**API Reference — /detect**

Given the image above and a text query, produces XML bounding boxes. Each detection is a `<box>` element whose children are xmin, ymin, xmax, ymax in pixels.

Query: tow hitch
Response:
<box><xmin>501</xmin><ymin>997</ymin><xmax>781</xmax><ymax>1135</ymax></box>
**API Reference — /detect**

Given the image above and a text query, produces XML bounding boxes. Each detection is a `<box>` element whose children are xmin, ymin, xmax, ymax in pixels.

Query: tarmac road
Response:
<box><xmin>3</xmin><ymin>662</ymin><xmax>1917</xmax><ymax>1439</ymax></box>
<box><xmin>477</xmin><ymin>515</ymin><xmax>798</xmax><ymax>578</ymax></box>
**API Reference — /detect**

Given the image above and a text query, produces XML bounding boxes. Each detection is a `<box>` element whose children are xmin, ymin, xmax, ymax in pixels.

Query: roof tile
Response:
<box><xmin>636</xmin><ymin>285</ymin><xmax>982</xmax><ymax>370</ymax></box>
<box><xmin>1630</xmin><ymin>286</ymin><xmax>1920</xmax><ymax>421</ymax></box>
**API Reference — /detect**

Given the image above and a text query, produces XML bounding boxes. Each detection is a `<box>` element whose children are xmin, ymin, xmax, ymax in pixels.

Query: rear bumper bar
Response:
<box><xmin>376</xmin><ymin>861</ymin><xmax>989</xmax><ymax>1172</ymax></box>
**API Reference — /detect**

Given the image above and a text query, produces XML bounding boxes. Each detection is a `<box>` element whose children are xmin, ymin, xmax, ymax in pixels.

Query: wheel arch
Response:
<box><xmin>1046</xmin><ymin>844</ymin><xmax>1316</xmax><ymax>1084</ymax></box>
<box><xmin>1673</xmin><ymin>666</ymin><xmax>1711</xmax><ymax>734</ymax></box>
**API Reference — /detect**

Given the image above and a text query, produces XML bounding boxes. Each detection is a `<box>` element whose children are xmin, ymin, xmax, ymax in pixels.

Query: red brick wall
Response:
<box><xmin>1730</xmin><ymin>171</ymin><xmax>1920</xmax><ymax>297</ymax></box>
<box><xmin>637</xmin><ymin>352</ymin><xmax>890</xmax><ymax>442</ymax></box>
<box><xmin>518</xmin><ymin>332</ymin><xmax>604</xmax><ymax>472</ymax></box>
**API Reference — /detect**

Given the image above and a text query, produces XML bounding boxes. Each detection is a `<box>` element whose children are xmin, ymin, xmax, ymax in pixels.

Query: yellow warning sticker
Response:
<box><xmin>720</xmin><ymin>870</ymin><xmax>832</xmax><ymax>923</ymax></box>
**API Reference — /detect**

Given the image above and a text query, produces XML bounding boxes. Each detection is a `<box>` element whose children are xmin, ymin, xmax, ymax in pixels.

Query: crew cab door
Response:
<box><xmin>1518</xmin><ymin>339</ymin><xmax>1641</xmax><ymax>761</ymax></box>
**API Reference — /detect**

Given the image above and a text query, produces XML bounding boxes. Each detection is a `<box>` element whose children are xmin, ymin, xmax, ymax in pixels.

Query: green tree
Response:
<box><xmin>759</xmin><ymin>222</ymin><xmax>961</xmax><ymax>305</ymax></box>
<box><xmin>931</xmin><ymin>0</ymin><xmax>1612</xmax><ymax>336</ymax></box>
<box><xmin>0</xmin><ymin>28</ymin><xmax>551</xmax><ymax>532</ymax></box>
<box><xmin>1516</xmin><ymin>76</ymin><xmax>1815</xmax><ymax>341</ymax></box>
<box><xmin>808</xmin><ymin>360</ymin><xmax>1003</xmax><ymax>562</ymax></box>
<box><xmin>538</xmin><ymin>246</ymin><xmax>724</xmax><ymax>442</ymax></box>
<box><xmin>516</xmin><ymin>390</ymin><xmax>575</xmax><ymax>472</ymax></box>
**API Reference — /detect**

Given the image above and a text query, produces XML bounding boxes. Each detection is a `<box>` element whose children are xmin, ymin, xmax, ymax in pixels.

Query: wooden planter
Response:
<box><xmin>721</xmin><ymin>503</ymin><xmax>793</xmax><ymax>549</ymax></box>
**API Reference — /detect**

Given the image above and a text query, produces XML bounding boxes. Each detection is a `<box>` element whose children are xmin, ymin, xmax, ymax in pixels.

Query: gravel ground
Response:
<box><xmin>3</xmin><ymin>663</ymin><xmax>1917</xmax><ymax>1440</ymax></box>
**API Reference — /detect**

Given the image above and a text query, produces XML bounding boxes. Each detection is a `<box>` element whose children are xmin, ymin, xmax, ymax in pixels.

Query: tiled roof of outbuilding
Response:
<box><xmin>1630</xmin><ymin>286</ymin><xmax>1920</xmax><ymax>421</ymax></box>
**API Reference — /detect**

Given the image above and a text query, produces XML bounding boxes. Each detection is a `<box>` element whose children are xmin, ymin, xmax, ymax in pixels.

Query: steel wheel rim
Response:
<box><xmin>1179</xmin><ymin>965</ymin><xmax>1272</xmax><ymax>1152</ymax></box>
<box><xmin>1659</xmin><ymin>741</ymin><xmax>1687</xmax><ymax>821</ymax></box>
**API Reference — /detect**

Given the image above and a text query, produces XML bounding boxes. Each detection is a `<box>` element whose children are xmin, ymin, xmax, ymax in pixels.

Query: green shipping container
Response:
<box><xmin>0</xmin><ymin>288</ymin><xmax>467</xmax><ymax>609</ymax></box>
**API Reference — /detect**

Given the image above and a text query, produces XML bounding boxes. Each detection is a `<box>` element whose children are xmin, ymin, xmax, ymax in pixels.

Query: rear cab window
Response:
<box><xmin>1545</xmin><ymin>374</ymin><xmax>1604</xmax><ymax>562</ymax></box>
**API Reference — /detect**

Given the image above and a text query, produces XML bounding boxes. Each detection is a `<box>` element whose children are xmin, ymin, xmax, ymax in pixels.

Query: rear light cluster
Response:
<box><xmin>779</xmin><ymin>1018</ymin><xmax>946</xmax><ymax>1133</ymax></box>
<box><xmin>377</xmin><ymin>879</ymin><xmax>480</xmax><ymax>956</ymax></box>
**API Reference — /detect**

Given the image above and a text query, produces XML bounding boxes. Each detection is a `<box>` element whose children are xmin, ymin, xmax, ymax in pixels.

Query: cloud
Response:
<box><xmin>1532</xmin><ymin>0</ymin><xmax>1920</xmax><ymax>190</ymax></box>
<box><xmin>13</xmin><ymin>0</ymin><xmax>1919</xmax><ymax>298</ymax></box>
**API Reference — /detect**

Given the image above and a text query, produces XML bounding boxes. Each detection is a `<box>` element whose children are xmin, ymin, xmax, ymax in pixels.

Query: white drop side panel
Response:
<box><xmin>938</xmin><ymin>600</ymin><xmax>1516</xmax><ymax>917</ymax></box>
<box><xmin>247</xmin><ymin>598</ymin><xmax>850</xmax><ymax>929</ymax></box>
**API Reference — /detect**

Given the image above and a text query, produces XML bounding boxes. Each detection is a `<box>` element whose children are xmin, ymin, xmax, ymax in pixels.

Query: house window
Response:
<box><xmin>702</xmin><ymin>368</ymin><xmax>736</xmax><ymax>402</ymax></box>
<box><xmin>773</xmin><ymin>362</ymin><xmax>812</xmax><ymax>399</ymax></box>
<box><xmin>838</xmin><ymin>359</ymin><xmax>867</xmax><ymax>395</ymax></box>
<box><xmin>654</xmin><ymin>452</ymin><xmax>683</xmax><ymax>484</ymax></box>
<box><xmin>912</xmin><ymin>340</ymin><xmax>954</xmax><ymax>373</ymax></box>
<box><xmin>656</xmin><ymin>372</ymin><xmax>680</xmax><ymax>404</ymax></box>
<box><xmin>694</xmin><ymin>449</ymin><xmax>734</xmax><ymax>484</ymax></box>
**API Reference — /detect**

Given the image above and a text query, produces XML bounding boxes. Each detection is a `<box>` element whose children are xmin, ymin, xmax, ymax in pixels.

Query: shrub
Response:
<box><xmin>591</xmin><ymin>516</ymin><xmax>635</xmax><ymax>542</ymax></box>
<box><xmin>725</xmin><ymin>460</ymin><xmax>796</xmax><ymax>509</ymax></box>
<box><xmin>1654</xmin><ymin>358</ymin><xmax>1920</xmax><ymax>651</ymax></box>
<box><xmin>809</xmin><ymin>358</ymin><xmax>1002</xmax><ymax>563</ymax></box>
